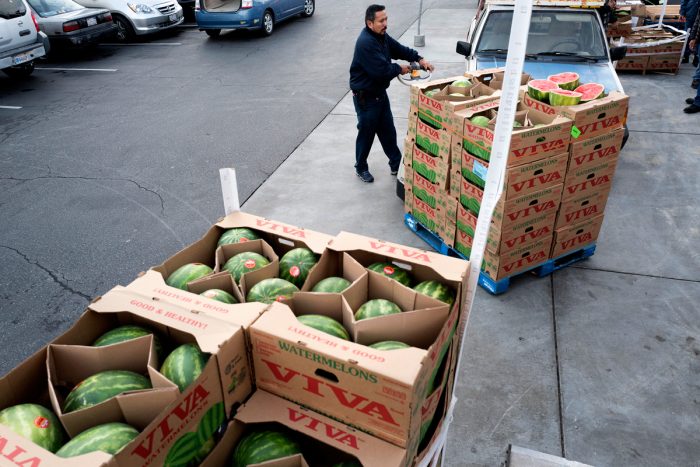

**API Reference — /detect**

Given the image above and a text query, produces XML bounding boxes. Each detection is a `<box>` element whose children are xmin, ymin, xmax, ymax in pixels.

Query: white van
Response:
<box><xmin>0</xmin><ymin>0</ymin><xmax>50</xmax><ymax>77</ymax></box>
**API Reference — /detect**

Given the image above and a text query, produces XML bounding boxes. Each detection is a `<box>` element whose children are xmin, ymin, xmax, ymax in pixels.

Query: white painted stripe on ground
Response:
<box><xmin>0</xmin><ymin>105</ymin><xmax>22</xmax><ymax>109</ymax></box>
<box><xmin>36</xmin><ymin>67</ymin><xmax>118</xmax><ymax>72</ymax></box>
<box><xmin>99</xmin><ymin>42</ymin><xmax>182</xmax><ymax>46</ymax></box>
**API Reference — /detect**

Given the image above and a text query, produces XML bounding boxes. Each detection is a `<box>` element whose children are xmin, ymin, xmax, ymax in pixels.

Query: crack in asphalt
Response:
<box><xmin>0</xmin><ymin>245</ymin><xmax>92</xmax><ymax>301</ymax></box>
<box><xmin>0</xmin><ymin>175</ymin><xmax>165</xmax><ymax>214</ymax></box>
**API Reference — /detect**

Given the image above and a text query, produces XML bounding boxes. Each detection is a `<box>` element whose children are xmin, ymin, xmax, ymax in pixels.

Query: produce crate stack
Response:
<box><xmin>0</xmin><ymin>210</ymin><xmax>471</xmax><ymax>466</ymax></box>
<box><xmin>614</xmin><ymin>26</ymin><xmax>686</xmax><ymax>74</ymax></box>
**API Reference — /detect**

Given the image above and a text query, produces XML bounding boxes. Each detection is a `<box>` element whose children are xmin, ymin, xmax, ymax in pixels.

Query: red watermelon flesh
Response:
<box><xmin>548</xmin><ymin>89</ymin><xmax>583</xmax><ymax>106</ymax></box>
<box><xmin>547</xmin><ymin>72</ymin><xmax>580</xmax><ymax>91</ymax></box>
<box><xmin>527</xmin><ymin>79</ymin><xmax>560</xmax><ymax>103</ymax></box>
<box><xmin>574</xmin><ymin>83</ymin><xmax>605</xmax><ymax>102</ymax></box>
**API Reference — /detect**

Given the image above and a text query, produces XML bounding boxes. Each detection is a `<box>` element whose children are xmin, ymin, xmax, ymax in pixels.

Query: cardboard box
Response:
<box><xmin>460</xmin><ymin>150</ymin><xmax>568</xmax><ymax>199</ymax></box>
<box><xmin>551</xmin><ymin>215</ymin><xmax>605</xmax><ymax>258</ymax></box>
<box><xmin>466</xmin><ymin>67</ymin><xmax>531</xmax><ymax>90</ymax></box>
<box><xmin>406</xmin><ymin>142</ymin><xmax>450</xmax><ymax>190</ymax></box>
<box><xmin>452</xmin><ymin>101</ymin><xmax>573</xmax><ymax>166</ymax></box>
<box><xmin>521</xmin><ymin>91</ymin><xmax>629</xmax><ymax>142</ymax></box>
<box><xmin>212</xmin><ymin>239</ymin><xmax>279</xmax><ymax>301</ymax></box>
<box><xmin>454</xmin><ymin>227</ymin><xmax>473</xmax><ymax>258</ymax></box>
<box><xmin>568</xmin><ymin>128</ymin><xmax>624</xmax><ymax>173</ymax></box>
<box><xmin>408</xmin><ymin>115</ymin><xmax>452</xmax><ymax>161</ymax></box>
<box><xmin>201</xmin><ymin>391</ymin><xmax>410</xmax><ymax>467</ymax></box>
<box><xmin>644</xmin><ymin>5</ymin><xmax>681</xmax><ymax>22</ymax></box>
<box><xmin>482</xmin><ymin>235</ymin><xmax>554</xmax><ymax>281</ymax></box>
<box><xmin>562</xmin><ymin>158</ymin><xmax>618</xmax><ymax>201</ymax></box>
<box><xmin>607</xmin><ymin>19</ymin><xmax>633</xmax><ymax>37</ymax></box>
<box><xmin>647</xmin><ymin>54</ymin><xmax>681</xmax><ymax>72</ymax></box>
<box><xmin>555</xmin><ymin>187</ymin><xmax>611</xmax><ymax>228</ymax></box>
<box><xmin>409</xmin><ymin>75</ymin><xmax>470</xmax><ymax>112</ymax></box>
<box><xmin>615</xmin><ymin>55</ymin><xmax>649</xmax><ymax>71</ymax></box>
<box><xmin>413</xmin><ymin>82</ymin><xmax>500</xmax><ymax>131</ymax></box>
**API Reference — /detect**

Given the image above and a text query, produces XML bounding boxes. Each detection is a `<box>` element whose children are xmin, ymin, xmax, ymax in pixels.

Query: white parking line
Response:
<box><xmin>0</xmin><ymin>105</ymin><xmax>22</xmax><ymax>109</ymax></box>
<box><xmin>99</xmin><ymin>42</ymin><xmax>182</xmax><ymax>46</ymax></box>
<box><xmin>36</xmin><ymin>67</ymin><xmax>118</xmax><ymax>72</ymax></box>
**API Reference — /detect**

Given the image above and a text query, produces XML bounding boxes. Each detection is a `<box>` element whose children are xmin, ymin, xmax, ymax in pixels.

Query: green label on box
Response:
<box><xmin>571</xmin><ymin>125</ymin><xmax>581</xmax><ymax>139</ymax></box>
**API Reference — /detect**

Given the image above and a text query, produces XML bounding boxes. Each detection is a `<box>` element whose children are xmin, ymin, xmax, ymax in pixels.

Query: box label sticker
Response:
<box><xmin>571</xmin><ymin>126</ymin><xmax>581</xmax><ymax>139</ymax></box>
<box><xmin>473</xmin><ymin>160</ymin><xmax>488</xmax><ymax>181</ymax></box>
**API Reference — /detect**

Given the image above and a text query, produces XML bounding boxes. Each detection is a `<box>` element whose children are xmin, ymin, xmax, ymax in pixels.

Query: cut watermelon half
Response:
<box><xmin>527</xmin><ymin>79</ymin><xmax>560</xmax><ymax>103</ymax></box>
<box><xmin>547</xmin><ymin>72</ymin><xmax>580</xmax><ymax>91</ymax></box>
<box><xmin>574</xmin><ymin>83</ymin><xmax>605</xmax><ymax>102</ymax></box>
<box><xmin>548</xmin><ymin>89</ymin><xmax>583</xmax><ymax>106</ymax></box>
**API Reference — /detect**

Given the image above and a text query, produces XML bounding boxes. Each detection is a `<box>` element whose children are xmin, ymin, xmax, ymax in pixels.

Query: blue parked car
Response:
<box><xmin>195</xmin><ymin>0</ymin><xmax>314</xmax><ymax>37</ymax></box>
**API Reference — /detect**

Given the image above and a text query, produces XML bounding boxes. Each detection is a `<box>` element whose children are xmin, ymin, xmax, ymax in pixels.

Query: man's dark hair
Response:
<box><xmin>365</xmin><ymin>4</ymin><xmax>385</xmax><ymax>23</ymax></box>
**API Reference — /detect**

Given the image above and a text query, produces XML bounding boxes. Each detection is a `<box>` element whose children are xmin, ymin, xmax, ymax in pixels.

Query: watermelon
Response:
<box><xmin>513</xmin><ymin>120</ymin><xmax>523</xmax><ymax>128</ymax></box>
<box><xmin>355</xmin><ymin>299</ymin><xmax>402</xmax><ymax>321</ymax></box>
<box><xmin>574</xmin><ymin>83</ymin><xmax>605</xmax><ymax>102</ymax></box>
<box><xmin>547</xmin><ymin>72</ymin><xmax>580</xmax><ymax>91</ymax></box>
<box><xmin>166</xmin><ymin>263</ymin><xmax>213</xmax><ymax>290</ymax></box>
<box><xmin>311</xmin><ymin>277</ymin><xmax>351</xmax><ymax>293</ymax></box>
<box><xmin>279</xmin><ymin>248</ymin><xmax>319</xmax><ymax>288</ymax></box>
<box><xmin>470</xmin><ymin>115</ymin><xmax>491</xmax><ymax>127</ymax></box>
<box><xmin>449</xmin><ymin>93</ymin><xmax>466</xmax><ymax>97</ymax></box>
<box><xmin>232</xmin><ymin>429</ymin><xmax>301</xmax><ymax>467</ymax></box>
<box><xmin>297</xmin><ymin>314</ymin><xmax>350</xmax><ymax>340</ymax></box>
<box><xmin>161</xmin><ymin>343</ymin><xmax>209</xmax><ymax>392</ymax></box>
<box><xmin>246</xmin><ymin>278</ymin><xmax>299</xmax><ymax>304</ymax></box>
<box><xmin>527</xmin><ymin>79</ymin><xmax>559</xmax><ymax>103</ymax></box>
<box><xmin>424</xmin><ymin>89</ymin><xmax>439</xmax><ymax>98</ymax></box>
<box><xmin>331</xmin><ymin>461</ymin><xmax>362</xmax><ymax>467</ymax></box>
<box><xmin>56</xmin><ymin>423</ymin><xmax>138</xmax><ymax>458</ymax></box>
<box><xmin>451</xmin><ymin>79</ymin><xmax>471</xmax><ymax>87</ymax></box>
<box><xmin>218</xmin><ymin>228</ymin><xmax>260</xmax><ymax>246</ymax></box>
<box><xmin>0</xmin><ymin>404</ymin><xmax>65</xmax><ymax>453</ymax></box>
<box><xmin>367</xmin><ymin>262</ymin><xmax>413</xmax><ymax>287</ymax></box>
<box><xmin>93</xmin><ymin>324</ymin><xmax>165</xmax><ymax>361</ymax></box>
<box><xmin>223</xmin><ymin>252</ymin><xmax>270</xmax><ymax>282</ymax></box>
<box><xmin>64</xmin><ymin>370</ymin><xmax>151</xmax><ymax>413</ymax></box>
<box><xmin>369</xmin><ymin>341</ymin><xmax>410</xmax><ymax>350</ymax></box>
<box><xmin>414</xmin><ymin>280</ymin><xmax>456</xmax><ymax>306</ymax></box>
<box><xmin>164</xmin><ymin>432</ymin><xmax>200</xmax><ymax>467</ymax></box>
<box><xmin>549</xmin><ymin>89</ymin><xmax>583</xmax><ymax>106</ymax></box>
<box><xmin>196</xmin><ymin>402</ymin><xmax>225</xmax><ymax>450</ymax></box>
<box><xmin>200</xmin><ymin>288</ymin><xmax>238</xmax><ymax>304</ymax></box>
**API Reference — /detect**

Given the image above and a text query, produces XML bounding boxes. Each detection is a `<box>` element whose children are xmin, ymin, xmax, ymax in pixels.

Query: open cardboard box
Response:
<box><xmin>482</xmin><ymin>235</ymin><xmax>554</xmax><ymax>281</ymax></box>
<box><xmin>467</xmin><ymin>67</ymin><xmax>531</xmax><ymax>90</ymax></box>
<box><xmin>151</xmin><ymin>211</ymin><xmax>332</xmax><ymax>293</ymax></box>
<box><xmin>200</xmin><ymin>391</ymin><xmax>409</xmax><ymax>467</ymax></box>
<box><xmin>551</xmin><ymin>214</ymin><xmax>604</xmax><ymax>258</ymax></box>
<box><xmin>300</xmin><ymin>250</ymin><xmax>366</xmax><ymax>293</ymax></box>
<box><xmin>556</xmin><ymin>186</ymin><xmax>611</xmax><ymax>229</ymax></box>
<box><xmin>213</xmin><ymin>239</ymin><xmax>280</xmax><ymax>302</ymax></box>
<box><xmin>521</xmin><ymin>89</ymin><xmax>629</xmax><ymax>142</ymax></box>
<box><xmin>47</xmin><ymin>336</ymin><xmax>178</xmax><ymax>437</ymax></box>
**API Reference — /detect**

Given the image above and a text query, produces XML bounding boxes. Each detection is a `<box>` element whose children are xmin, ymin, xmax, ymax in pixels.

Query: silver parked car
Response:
<box><xmin>71</xmin><ymin>0</ymin><xmax>183</xmax><ymax>41</ymax></box>
<box><xmin>27</xmin><ymin>0</ymin><xmax>116</xmax><ymax>48</ymax></box>
<box><xmin>0</xmin><ymin>0</ymin><xmax>50</xmax><ymax>77</ymax></box>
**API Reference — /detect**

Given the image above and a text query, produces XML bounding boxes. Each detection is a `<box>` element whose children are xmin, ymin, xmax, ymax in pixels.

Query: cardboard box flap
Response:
<box><xmin>330</xmin><ymin>231</ymin><xmax>468</xmax><ymax>283</ymax></box>
<box><xmin>301</xmin><ymin>252</ymin><xmax>366</xmax><ymax>293</ymax></box>
<box><xmin>236</xmin><ymin>391</ymin><xmax>407</xmax><ymax>467</ymax></box>
<box><xmin>216</xmin><ymin>211</ymin><xmax>332</xmax><ymax>254</ymax></box>
<box><xmin>89</xmin><ymin>287</ymin><xmax>243</xmax><ymax>354</ymax></box>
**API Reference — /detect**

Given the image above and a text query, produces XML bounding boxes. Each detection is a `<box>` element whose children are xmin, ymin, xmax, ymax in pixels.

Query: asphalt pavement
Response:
<box><xmin>1</xmin><ymin>1</ymin><xmax>699</xmax><ymax>466</ymax></box>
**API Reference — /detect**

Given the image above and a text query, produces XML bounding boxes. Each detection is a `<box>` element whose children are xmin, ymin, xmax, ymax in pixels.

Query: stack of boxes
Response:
<box><xmin>404</xmin><ymin>68</ymin><xmax>629</xmax><ymax>285</ymax></box>
<box><xmin>615</xmin><ymin>27</ymin><xmax>685</xmax><ymax>74</ymax></box>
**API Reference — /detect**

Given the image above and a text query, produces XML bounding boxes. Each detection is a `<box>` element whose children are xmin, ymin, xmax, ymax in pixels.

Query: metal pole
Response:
<box><xmin>414</xmin><ymin>0</ymin><xmax>425</xmax><ymax>47</ymax></box>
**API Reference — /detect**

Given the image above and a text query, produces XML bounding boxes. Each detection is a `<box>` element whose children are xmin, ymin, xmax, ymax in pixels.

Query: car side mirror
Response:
<box><xmin>456</xmin><ymin>41</ymin><xmax>472</xmax><ymax>57</ymax></box>
<box><xmin>609</xmin><ymin>46</ymin><xmax>627</xmax><ymax>61</ymax></box>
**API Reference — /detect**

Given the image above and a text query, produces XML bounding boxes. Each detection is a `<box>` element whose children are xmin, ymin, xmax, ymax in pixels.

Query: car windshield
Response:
<box><xmin>476</xmin><ymin>10</ymin><xmax>608</xmax><ymax>59</ymax></box>
<box><xmin>28</xmin><ymin>0</ymin><xmax>82</xmax><ymax>17</ymax></box>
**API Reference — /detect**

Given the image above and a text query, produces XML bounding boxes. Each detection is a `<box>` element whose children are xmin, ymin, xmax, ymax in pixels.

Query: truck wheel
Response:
<box><xmin>113</xmin><ymin>15</ymin><xmax>134</xmax><ymax>42</ymax></box>
<box><xmin>205</xmin><ymin>29</ymin><xmax>221</xmax><ymax>38</ymax></box>
<box><xmin>3</xmin><ymin>61</ymin><xmax>35</xmax><ymax>78</ymax></box>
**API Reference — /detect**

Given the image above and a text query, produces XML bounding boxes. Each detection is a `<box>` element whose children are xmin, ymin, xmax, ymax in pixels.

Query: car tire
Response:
<box><xmin>205</xmin><ymin>29</ymin><xmax>221</xmax><ymax>38</ymax></box>
<box><xmin>3</xmin><ymin>61</ymin><xmax>35</xmax><ymax>78</ymax></box>
<box><xmin>113</xmin><ymin>14</ymin><xmax>135</xmax><ymax>42</ymax></box>
<box><xmin>261</xmin><ymin>10</ymin><xmax>274</xmax><ymax>36</ymax></box>
<box><xmin>301</xmin><ymin>0</ymin><xmax>314</xmax><ymax>17</ymax></box>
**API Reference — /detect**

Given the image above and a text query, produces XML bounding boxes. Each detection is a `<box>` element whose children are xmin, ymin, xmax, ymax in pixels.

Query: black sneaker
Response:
<box><xmin>390</xmin><ymin>168</ymin><xmax>399</xmax><ymax>176</ymax></box>
<box><xmin>687</xmin><ymin>98</ymin><xmax>695</xmax><ymax>105</ymax></box>
<box><xmin>692</xmin><ymin>80</ymin><xmax>699</xmax><ymax>89</ymax></box>
<box><xmin>683</xmin><ymin>104</ymin><xmax>700</xmax><ymax>114</ymax></box>
<box><xmin>356</xmin><ymin>170</ymin><xmax>374</xmax><ymax>182</ymax></box>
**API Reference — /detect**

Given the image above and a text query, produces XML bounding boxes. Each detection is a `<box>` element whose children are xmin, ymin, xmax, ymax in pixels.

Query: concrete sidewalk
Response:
<box><xmin>243</xmin><ymin>5</ymin><xmax>700</xmax><ymax>467</ymax></box>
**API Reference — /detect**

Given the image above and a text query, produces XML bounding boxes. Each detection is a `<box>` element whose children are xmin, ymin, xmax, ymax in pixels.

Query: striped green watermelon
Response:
<box><xmin>0</xmin><ymin>404</ymin><xmax>65</xmax><ymax>453</ymax></box>
<box><xmin>161</xmin><ymin>343</ymin><xmax>209</xmax><ymax>392</ymax></box>
<box><xmin>232</xmin><ymin>429</ymin><xmax>301</xmax><ymax>467</ymax></box>
<box><xmin>196</xmin><ymin>402</ymin><xmax>225</xmax><ymax>451</ymax></box>
<box><xmin>279</xmin><ymin>248</ymin><xmax>319</xmax><ymax>288</ymax></box>
<box><xmin>369</xmin><ymin>340</ymin><xmax>410</xmax><ymax>350</ymax></box>
<box><xmin>549</xmin><ymin>89</ymin><xmax>582</xmax><ymax>106</ymax></box>
<box><xmin>200</xmin><ymin>289</ymin><xmax>238</xmax><ymax>304</ymax></box>
<box><xmin>367</xmin><ymin>262</ymin><xmax>413</xmax><ymax>287</ymax></box>
<box><xmin>331</xmin><ymin>461</ymin><xmax>362</xmax><ymax>467</ymax></box>
<box><xmin>56</xmin><ymin>423</ymin><xmax>138</xmax><ymax>458</ymax></box>
<box><xmin>63</xmin><ymin>370</ymin><xmax>151</xmax><ymax>413</ymax></box>
<box><xmin>547</xmin><ymin>72</ymin><xmax>580</xmax><ymax>91</ymax></box>
<box><xmin>297</xmin><ymin>315</ymin><xmax>349</xmax><ymax>340</ymax></box>
<box><xmin>246</xmin><ymin>278</ymin><xmax>299</xmax><ymax>304</ymax></box>
<box><xmin>93</xmin><ymin>325</ymin><xmax>165</xmax><ymax>361</ymax></box>
<box><xmin>164</xmin><ymin>432</ymin><xmax>200</xmax><ymax>467</ymax></box>
<box><xmin>355</xmin><ymin>299</ymin><xmax>402</xmax><ymax>321</ymax></box>
<box><xmin>218</xmin><ymin>228</ymin><xmax>261</xmax><ymax>246</ymax></box>
<box><xmin>527</xmin><ymin>79</ymin><xmax>559</xmax><ymax>103</ymax></box>
<box><xmin>413</xmin><ymin>280</ymin><xmax>456</xmax><ymax>306</ymax></box>
<box><xmin>223</xmin><ymin>252</ymin><xmax>270</xmax><ymax>283</ymax></box>
<box><xmin>166</xmin><ymin>263</ymin><xmax>213</xmax><ymax>290</ymax></box>
<box><xmin>311</xmin><ymin>277</ymin><xmax>351</xmax><ymax>293</ymax></box>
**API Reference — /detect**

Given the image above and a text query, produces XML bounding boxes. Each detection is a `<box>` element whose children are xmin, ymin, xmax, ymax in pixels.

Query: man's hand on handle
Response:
<box><xmin>400</xmin><ymin>64</ymin><xmax>412</xmax><ymax>75</ymax></box>
<box><xmin>419</xmin><ymin>58</ymin><xmax>434</xmax><ymax>72</ymax></box>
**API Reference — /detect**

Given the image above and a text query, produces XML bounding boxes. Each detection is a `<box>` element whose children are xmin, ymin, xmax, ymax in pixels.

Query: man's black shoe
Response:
<box><xmin>390</xmin><ymin>168</ymin><xmax>398</xmax><ymax>176</ymax></box>
<box><xmin>692</xmin><ymin>80</ymin><xmax>699</xmax><ymax>89</ymax></box>
<box><xmin>686</xmin><ymin>98</ymin><xmax>695</xmax><ymax>105</ymax></box>
<box><xmin>683</xmin><ymin>104</ymin><xmax>700</xmax><ymax>114</ymax></box>
<box><xmin>356</xmin><ymin>170</ymin><xmax>375</xmax><ymax>182</ymax></box>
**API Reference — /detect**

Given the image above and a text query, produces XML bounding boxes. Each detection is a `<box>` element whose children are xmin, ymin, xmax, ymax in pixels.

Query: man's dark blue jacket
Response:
<box><xmin>349</xmin><ymin>27</ymin><xmax>422</xmax><ymax>94</ymax></box>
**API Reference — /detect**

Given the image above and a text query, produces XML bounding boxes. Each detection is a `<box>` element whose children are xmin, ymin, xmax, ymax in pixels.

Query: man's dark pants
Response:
<box><xmin>353</xmin><ymin>90</ymin><xmax>402</xmax><ymax>174</ymax></box>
